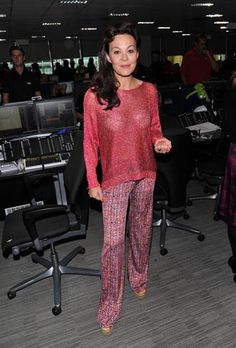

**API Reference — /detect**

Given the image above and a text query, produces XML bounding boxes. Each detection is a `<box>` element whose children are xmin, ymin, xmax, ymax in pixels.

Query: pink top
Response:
<box><xmin>83</xmin><ymin>81</ymin><xmax>163</xmax><ymax>189</ymax></box>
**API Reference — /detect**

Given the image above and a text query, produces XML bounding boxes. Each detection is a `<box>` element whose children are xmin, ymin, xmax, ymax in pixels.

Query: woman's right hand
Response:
<box><xmin>88</xmin><ymin>186</ymin><xmax>104</xmax><ymax>201</ymax></box>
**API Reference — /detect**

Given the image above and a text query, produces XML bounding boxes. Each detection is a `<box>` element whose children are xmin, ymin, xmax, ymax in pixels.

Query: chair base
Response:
<box><xmin>187</xmin><ymin>182</ymin><xmax>222</xmax><ymax>220</ymax></box>
<box><xmin>7</xmin><ymin>243</ymin><xmax>100</xmax><ymax>315</ymax></box>
<box><xmin>153</xmin><ymin>208</ymin><xmax>205</xmax><ymax>255</ymax></box>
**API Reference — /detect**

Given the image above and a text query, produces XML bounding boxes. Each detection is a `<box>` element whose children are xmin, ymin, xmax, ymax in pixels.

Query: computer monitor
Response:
<box><xmin>34</xmin><ymin>97</ymin><xmax>77</xmax><ymax>132</ymax></box>
<box><xmin>49</xmin><ymin>74</ymin><xmax>59</xmax><ymax>83</ymax></box>
<box><xmin>57</xmin><ymin>81</ymin><xmax>74</xmax><ymax>95</ymax></box>
<box><xmin>0</xmin><ymin>101</ymin><xmax>38</xmax><ymax>139</ymax></box>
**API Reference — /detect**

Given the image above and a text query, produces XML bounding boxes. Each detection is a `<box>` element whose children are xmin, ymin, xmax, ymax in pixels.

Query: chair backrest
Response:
<box><xmin>155</xmin><ymin>128</ymin><xmax>193</xmax><ymax>212</ymax></box>
<box><xmin>63</xmin><ymin>130</ymin><xmax>89</xmax><ymax>226</ymax></box>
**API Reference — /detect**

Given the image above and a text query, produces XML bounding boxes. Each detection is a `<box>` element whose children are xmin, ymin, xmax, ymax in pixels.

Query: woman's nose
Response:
<box><xmin>121</xmin><ymin>52</ymin><xmax>128</xmax><ymax>60</ymax></box>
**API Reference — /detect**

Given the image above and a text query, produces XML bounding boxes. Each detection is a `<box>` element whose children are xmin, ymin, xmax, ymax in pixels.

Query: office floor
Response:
<box><xmin>0</xmin><ymin>180</ymin><xmax>236</xmax><ymax>348</ymax></box>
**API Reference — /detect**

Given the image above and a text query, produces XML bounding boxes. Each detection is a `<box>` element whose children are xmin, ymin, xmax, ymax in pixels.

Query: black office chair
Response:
<box><xmin>153</xmin><ymin>128</ymin><xmax>205</xmax><ymax>255</ymax></box>
<box><xmin>1</xmin><ymin>130</ymin><xmax>100</xmax><ymax>315</ymax></box>
<box><xmin>187</xmin><ymin>134</ymin><xmax>230</xmax><ymax>220</ymax></box>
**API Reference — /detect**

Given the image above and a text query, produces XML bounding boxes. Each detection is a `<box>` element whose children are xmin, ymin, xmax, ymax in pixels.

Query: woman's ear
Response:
<box><xmin>106</xmin><ymin>53</ymin><xmax>111</xmax><ymax>63</ymax></box>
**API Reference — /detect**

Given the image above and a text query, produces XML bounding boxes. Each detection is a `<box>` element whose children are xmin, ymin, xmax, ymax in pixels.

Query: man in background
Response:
<box><xmin>2</xmin><ymin>46</ymin><xmax>41</xmax><ymax>104</ymax></box>
<box><xmin>181</xmin><ymin>34</ymin><xmax>219</xmax><ymax>86</ymax></box>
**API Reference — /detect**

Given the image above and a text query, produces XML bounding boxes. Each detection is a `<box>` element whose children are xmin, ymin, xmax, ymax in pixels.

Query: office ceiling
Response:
<box><xmin>0</xmin><ymin>0</ymin><xmax>235</xmax><ymax>43</ymax></box>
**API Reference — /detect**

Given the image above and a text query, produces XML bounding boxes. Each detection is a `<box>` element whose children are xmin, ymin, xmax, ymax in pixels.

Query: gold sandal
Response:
<box><xmin>134</xmin><ymin>289</ymin><xmax>146</xmax><ymax>299</ymax></box>
<box><xmin>101</xmin><ymin>326</ymin><xmax>113</xmax><ymax>335</ymax></box>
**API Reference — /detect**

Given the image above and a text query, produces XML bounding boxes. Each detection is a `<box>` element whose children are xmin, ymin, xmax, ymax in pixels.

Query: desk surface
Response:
<box><xmin>0</xmin><ymin>158</ymin><xmax>67</xmax><ymax>179</ymax></box>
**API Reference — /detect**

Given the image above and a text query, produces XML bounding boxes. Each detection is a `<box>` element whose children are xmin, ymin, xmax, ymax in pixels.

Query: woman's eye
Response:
<box><xmin>113</xmin><ymin>50</ymin><xmax>120</xmax><ymax>55</ymax></box>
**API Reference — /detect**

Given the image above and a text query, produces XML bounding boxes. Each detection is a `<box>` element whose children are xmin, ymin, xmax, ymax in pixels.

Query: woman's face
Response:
<box><xmin>106</xmin><ymin>34</ymin><xmax>139</xmax><ymax>78</ymax></box>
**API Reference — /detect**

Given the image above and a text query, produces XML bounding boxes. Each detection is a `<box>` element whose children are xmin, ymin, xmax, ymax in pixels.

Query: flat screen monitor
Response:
<box><xmin>57</xmin><ymin>81</ymin><xmax>74</xmax><ymax>95</ymax></box>
<box><xmin>49</xmin><ymin>74</ymin><xmax>59</xmax><ymax>82</ymax></box>
<box><xmin>0</xmin><ymin>101</ymin><xmax>38</xmax><ymax>139</ymax></box>
<box><xmin>35</xmin><ymin>97</ymin><xmax>77</xmax><ymax>132</ymax></box>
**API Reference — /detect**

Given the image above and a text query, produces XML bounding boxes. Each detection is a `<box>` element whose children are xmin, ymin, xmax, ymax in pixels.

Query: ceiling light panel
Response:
<box><xmin>31</xmin><ymin>35</ymin><xmax>46</xmax><ymax>38</ymax></box>
<box><xmin>157</xmin><ymin>26</ymin><xmax>170</xmax><ymax>29</ymax></box>
<box><xmin>214</xmin><ymin>21</ymin><xmax>229</xmax><ymax>24</ymax></box>
<box><xmin>206</xmin><ymin>14</ymin><xmax>223</xmax><ymax>18</ymax></box>
<box><xmin>0</xmin><ymin>14</ymin><xmax>6</xmax><ymax>17</ymax></box>
<box><xmin>42</xmin><ymin>22</ymin><xmax>61</xmax><ymax>26</ymax></box>
<box><xmin>138</xmin><ymin>22</ymin><xmax>155</xmax><ymax>25</ymax></box>
<box><xmin>59</xmin><ymin>1</ymin><xmax>88</xmax><ymax>4</ymax></box>
<box><xmin>109</xmin><ymin>13</ymin><xmax>129</xmax><ymax>17</ymax></box>
<box><xmin>191</xmin><ymin>3</ymin><xmax>214</xmax><ymax>7</ymax></box>
<box><xmin>172</xmin><ymin>30</ymin><xmax>183</xmax><ymax>33</ymax></box>
<box><xmin>80</xmin><ymin>27</ymin><xmax>97</xmax><ymax>31</ymax></box>
<box><xmin>0</xmin><ymin>30</ymin><xmax>6</xmax><ymax>33</ymax></box>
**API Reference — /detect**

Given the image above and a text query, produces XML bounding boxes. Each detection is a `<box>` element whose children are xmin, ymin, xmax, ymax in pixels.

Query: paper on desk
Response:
<box><xmin>186</xmin><ymin>122</ymin><xmax>221</xmax><ymax>134</ymax></box>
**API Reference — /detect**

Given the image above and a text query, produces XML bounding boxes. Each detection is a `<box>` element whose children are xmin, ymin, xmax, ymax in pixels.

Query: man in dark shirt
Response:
<box><xmin>2</xmin><ymin>46</ymin><xmax>41</xmax><ymax>104</ymax></box>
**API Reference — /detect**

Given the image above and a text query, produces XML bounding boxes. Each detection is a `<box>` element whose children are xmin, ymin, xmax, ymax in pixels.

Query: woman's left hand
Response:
<box><xmin>154</xmin><ymin>137</ymin><xmax>172</xmax><ymax>154</ymax></box>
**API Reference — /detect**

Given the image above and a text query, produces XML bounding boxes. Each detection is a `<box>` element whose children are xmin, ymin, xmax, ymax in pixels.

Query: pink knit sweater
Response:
<box><xmin>83</xmin><ymin>82</ymin><xmax>163</xmax><ymax>189</ymax></box>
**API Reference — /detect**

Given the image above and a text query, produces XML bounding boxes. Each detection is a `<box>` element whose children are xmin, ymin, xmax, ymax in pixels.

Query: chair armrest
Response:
<box><xmin>22</xmin><ymin>205</ymin><xmax>67</xmax><ymax>240</ymax></box>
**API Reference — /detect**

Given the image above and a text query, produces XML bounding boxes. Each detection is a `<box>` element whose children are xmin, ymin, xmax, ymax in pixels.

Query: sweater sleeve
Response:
<box><xmin>83</xmin><ymin>90</ymin><xmax>100</xmax><ymax>189</ymax></box>
<box><xmin>149</xmin><ymin>84</ymin><xmax>163</xmax><ymax>144</ymax></box>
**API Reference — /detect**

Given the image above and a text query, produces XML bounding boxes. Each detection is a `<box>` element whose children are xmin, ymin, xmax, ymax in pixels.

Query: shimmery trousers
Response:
<box><xmin>98</xmin><ymin>178</ymin><xmax>155</xmax><ymax>328</ymax></box>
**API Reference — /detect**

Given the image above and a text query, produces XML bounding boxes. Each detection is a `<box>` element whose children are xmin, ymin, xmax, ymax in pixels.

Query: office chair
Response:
<box><xmin>153</xmin><ymin>128</ymin><xmax>205</xmax><ymax>255</ymax></box>
<box><xmin>1</xmin><ymin>130</ymin><xmax>100</xmax><ymax>315</ymax></box>
<box><xmin>187</xmin><ymin>134</ymin><xmax>229</xmax><ymax>220</ymax></box>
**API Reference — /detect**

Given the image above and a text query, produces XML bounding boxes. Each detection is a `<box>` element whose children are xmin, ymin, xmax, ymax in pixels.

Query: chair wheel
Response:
<box><xmin>198</xmin><ymin>234</ymin><xmax>205</xmax><ymax>241</ymax></box>
<box><xmin>187</xmin><ymin>200</ymin><xmax>192</xmax><ymax>206</ymax></box>
<box><xmin>13</xmin><ymin>254</ymin><xmax>20</xmax><ymax>261</ymax></box>
<box><xmin>8</xmin><ymin>291</ymin><xmax>16</xmax><ymax>299</ymax></box>
<box><xmin>79</xmin><ymin>247</ymin><xmax>85</xmax><ymax>254</ymax></box>
<box><xmin>214</xmin><ymin>214</ymin><xmax>219</xmax><ymax>221</ymax></box>
<box><xmin>160</xmin><ymin>248</ymin><xmax>168</xmax><ymax>256</ymax></box>
<box><xmin>183</xmin><ymin>213</ymin><xmax>190</xmax><ymax>219</ymax></box>
<box><xmin>52</xmin><ymin>306</ymin><xmax>61</xmax><ymax>316</ymax></box>
<box><xmin>31</xmin><ymin>256</ymin><xmax>38</xmax><ymax>263</ymax></box>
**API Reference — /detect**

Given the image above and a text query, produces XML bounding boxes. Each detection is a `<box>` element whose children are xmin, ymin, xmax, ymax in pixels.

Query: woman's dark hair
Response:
<box><xmin>91</xmin><ymin>22</ymin><xmax>140</xmax><ymax>110</ymax></box>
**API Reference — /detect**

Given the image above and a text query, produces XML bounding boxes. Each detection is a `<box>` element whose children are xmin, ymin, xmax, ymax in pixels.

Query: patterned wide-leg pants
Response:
<box><xmin>98</xmin><ymin>178</ymin><xmax>155</xmax><ymax>328</ymax></box>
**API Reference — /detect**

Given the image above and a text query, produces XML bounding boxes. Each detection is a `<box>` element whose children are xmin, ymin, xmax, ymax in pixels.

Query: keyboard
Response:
<box><xmin>24</xmin><ymin>153</ymin><xmax>68</xmax><ymax>171</ymax></box>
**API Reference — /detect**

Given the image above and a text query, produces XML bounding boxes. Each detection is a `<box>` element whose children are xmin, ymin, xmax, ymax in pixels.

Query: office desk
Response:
<box><xmin>0</xmin><ymin>161</ymin><xmax>67</xmax><ymax>220</ymax></box>
<box><xmin>0</xmin><ymin>128</ymin><xmax>79</xmax><ymax>219</ymax></box>
<box><xmin>190</xmin><ymin>129</ymin><xmax>222</xmax><ymax>143</ymax></box>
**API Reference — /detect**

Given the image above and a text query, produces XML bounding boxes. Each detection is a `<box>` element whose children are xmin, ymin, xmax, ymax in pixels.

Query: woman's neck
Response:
<box><xmin>117</xmin><ymin>76</ymin><xmax>140</xmax><ymax>90</ymax></box>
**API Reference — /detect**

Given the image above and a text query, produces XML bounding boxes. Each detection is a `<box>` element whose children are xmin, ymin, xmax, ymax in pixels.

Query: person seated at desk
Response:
<box><xmin>2</xmin><ymin>46</ymin><xmax>41</xmax><ymax>104</ymax></box>
<box><xmin>85</xmin><ymin>57</ymin><xmax>97</xmax><ymax>80</ymax></box>
<box><xmin>59</xmin><ymin>59</ymin><xmax>75</xmax><ymax>82</ymax></box>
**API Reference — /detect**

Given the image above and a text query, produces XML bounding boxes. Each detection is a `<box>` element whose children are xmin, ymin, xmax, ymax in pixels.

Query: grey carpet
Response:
<box><xmin>0</xmin><ymin>180</ymin><xmax>235</xmax><ymax>348</ymax></box>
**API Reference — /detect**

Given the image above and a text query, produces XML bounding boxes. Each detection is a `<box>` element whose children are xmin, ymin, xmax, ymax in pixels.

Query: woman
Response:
<box><xmin>219</xmin><ymin>71</ymin><xmax>236</xmax><ymax>278</ymax></box>
<box><xmin>83</xmin><ymin>22</ymin><xmax>171</xmax><ymax>334</ymax></box>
